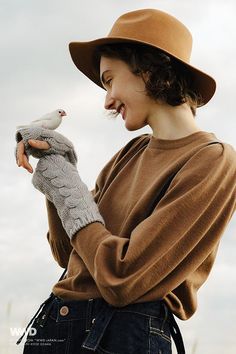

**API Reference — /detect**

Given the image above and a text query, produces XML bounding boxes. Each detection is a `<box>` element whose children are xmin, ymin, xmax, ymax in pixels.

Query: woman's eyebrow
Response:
<box><xmin>100</xmin><ymin>70</ymin><xmax>111</xmax><ymax>86</ymax></box>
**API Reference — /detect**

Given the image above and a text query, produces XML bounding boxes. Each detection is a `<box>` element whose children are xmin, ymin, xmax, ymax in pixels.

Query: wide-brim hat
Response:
<box><xmin>69</xmin><ymin>8</ymin><xmax>216</xmax><ymax>105</ymax></box>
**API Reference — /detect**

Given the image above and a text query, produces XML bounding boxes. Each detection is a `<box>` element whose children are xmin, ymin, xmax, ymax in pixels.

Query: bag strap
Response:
<box><xmin>16</xmin><ymin>268</ymin><xmax>67</xmax><ymax>345</ymax></box>
<box><xmin>58</xmin><ymin>267</ymin><xmax>67</xmax><ymax>281</ymax></box>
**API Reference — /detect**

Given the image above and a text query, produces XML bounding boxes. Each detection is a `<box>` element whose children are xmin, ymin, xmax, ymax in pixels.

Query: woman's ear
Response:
<box><xmin>142</xmin><ymin>71</ymin><xmax>150</xmax><ymax>84</ymax></box>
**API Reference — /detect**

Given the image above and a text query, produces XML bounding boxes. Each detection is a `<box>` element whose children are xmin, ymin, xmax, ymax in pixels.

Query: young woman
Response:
<box><xmin>15</xmin><ymin>8</ymin><xmax>236</xmax><ymax>354</ymax></box>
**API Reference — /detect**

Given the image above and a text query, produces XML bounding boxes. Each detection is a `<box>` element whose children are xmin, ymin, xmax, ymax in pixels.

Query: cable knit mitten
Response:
<box><xmin>15</xmin><ymin>127</ymin><xmax>77</xmax><ymax>165</ymax></box>
<box><xmin>32</xmin><ymin>154</ymin><xmax>104</xmax><ymax>238</ymax></box>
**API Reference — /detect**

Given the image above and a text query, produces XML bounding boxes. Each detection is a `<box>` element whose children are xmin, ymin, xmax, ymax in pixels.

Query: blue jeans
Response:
<box><xmin>21</xmin><ymin>294</ymin><xmax>185</xmax><ymax>354</ymax></box>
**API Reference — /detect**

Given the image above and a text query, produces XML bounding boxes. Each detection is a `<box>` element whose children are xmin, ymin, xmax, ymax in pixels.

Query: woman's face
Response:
<box><xmin>100</xmin><ymin>56</ymin><xmax>156</xmax><ymax>131</ymax></box>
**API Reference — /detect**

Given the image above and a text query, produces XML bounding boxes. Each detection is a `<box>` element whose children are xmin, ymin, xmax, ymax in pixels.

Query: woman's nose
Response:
<box><xmin>104</xmin><ymin>93</ymin><xmax>116</xmax><ymax>110</ymax></box>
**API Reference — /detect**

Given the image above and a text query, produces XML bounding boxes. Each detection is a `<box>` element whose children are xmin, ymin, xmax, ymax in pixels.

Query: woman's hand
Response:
<box><xmin>15</xmin><ymin>126</ymin><xmax>78</xmax><ymax>171</ymax></box>
<box><xmin>16</xmin><ymin>139</ymin><xmax>50</xmax><ymax>173</ymax></box>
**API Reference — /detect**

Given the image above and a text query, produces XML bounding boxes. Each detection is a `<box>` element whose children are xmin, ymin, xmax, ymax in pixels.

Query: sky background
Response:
<box><xmin>0</xmin><ymin>0</ymin><xmax>235</xmax><ymax>353</ymax></box>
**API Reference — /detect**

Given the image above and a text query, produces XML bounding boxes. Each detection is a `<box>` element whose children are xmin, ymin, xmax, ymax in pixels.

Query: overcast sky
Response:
<box><xmin>1</xmin><ymin>1</ymin><xmax>236</xmax><ymax>353</ymax></box>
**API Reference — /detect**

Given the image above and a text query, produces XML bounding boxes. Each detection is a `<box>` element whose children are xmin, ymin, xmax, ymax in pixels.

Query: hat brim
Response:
<box><xmin>69</xmin><ymin>37</ymin><xmax>216</xmax><ymax>106</ymax></box>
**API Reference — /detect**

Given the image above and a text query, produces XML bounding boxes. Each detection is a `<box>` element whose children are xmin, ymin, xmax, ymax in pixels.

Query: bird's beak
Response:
<box><xmin>61</xmin><ymin>111</ymin><xmax>67</xmax><ymax>117</ymax></box>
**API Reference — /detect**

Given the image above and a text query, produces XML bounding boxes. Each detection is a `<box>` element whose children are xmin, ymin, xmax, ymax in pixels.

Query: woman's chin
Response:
<box><xmin>125</xmin><ymin>120</ymin><xmax>146</xmax><ymax>131</ymax></box>
<box><xmin>125</xmin><ymin>124</ymin><xmax>138</xmax><ymax>131</ymax></box>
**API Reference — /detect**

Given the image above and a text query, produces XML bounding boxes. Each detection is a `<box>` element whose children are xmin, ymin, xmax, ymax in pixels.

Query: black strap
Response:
<box><xmin>169</xmin><ymin>312</ymin><xmax>186</xmax><ymax>354</ymax></box>
<box><xmin>16</xmin><ymin>268</ymin><xmax>67</xmax><ymax>345</ymax></box>
<box><xmin>16</xmin><ymin>293</ymin><xmax>54</xmax><ymax>345</ymax></box>
<box><xmin>161</xmin><ymin>140</ymin><xmax>222</xmax><ymax>354</ymax></box>
<box><xmin>58</xmin><ymin>267</ymin><xmax>67</xmax><ymax>281</ymax></box>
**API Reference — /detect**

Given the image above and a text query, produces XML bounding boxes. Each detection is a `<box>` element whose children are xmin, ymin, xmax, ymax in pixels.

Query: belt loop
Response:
<box><xmin>85</xmin><ymin>299</ymin><xmax>94</xmax><ymax>332</ymax></box>
<box><xmin>38</xmin><ymin>297</ymin><xmax>55</xmax><ymax>328</ymax></box>
<box><xmin>82</xmin><ymin>303</ymin><xmax>116</xmax><ymax>351</ymax></box>
<box><xmin>160</xmin><ymin>301</ymin><xmax>169</xmax><ymax>331</ymax></box>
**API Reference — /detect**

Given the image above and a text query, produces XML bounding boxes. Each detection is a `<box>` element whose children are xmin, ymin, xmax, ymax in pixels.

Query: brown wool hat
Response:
<box><xmin>69</xmin><ymin>8</ymin><xmax>216</xmax><ymax>105</ymax></box>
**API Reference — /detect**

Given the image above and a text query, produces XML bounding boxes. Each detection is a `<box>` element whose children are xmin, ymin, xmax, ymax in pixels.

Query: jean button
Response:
<box><xmin>60</xmin><ymin>306</ymin><xmax>69</xmax><ymax>316</ymax></box>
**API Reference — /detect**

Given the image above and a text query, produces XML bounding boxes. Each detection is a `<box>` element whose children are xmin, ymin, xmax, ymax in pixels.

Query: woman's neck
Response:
<box><xmin>148</xmin><ymin>102</ymin><xmax>202</xmax><ymax>140</ymax></box>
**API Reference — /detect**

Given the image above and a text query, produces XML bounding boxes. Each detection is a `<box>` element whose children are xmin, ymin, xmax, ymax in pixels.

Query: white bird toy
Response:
<box><xmin>16</xmin><ymin>109</ymin><xmax>67</xmax><ymax>130</ymax></box>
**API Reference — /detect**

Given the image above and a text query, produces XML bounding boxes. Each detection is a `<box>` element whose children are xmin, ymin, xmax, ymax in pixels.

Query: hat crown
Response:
<box><xmin>108</xmin><ymin>9</ymin><xmax>193</xmax><ymax>63</ymax></box>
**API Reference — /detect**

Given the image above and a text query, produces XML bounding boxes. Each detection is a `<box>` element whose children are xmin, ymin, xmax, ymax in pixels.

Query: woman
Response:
<box><xmin>15</xmin><ymin>8</ymin><xmax>236</xmax><ymax>354</ymax></box>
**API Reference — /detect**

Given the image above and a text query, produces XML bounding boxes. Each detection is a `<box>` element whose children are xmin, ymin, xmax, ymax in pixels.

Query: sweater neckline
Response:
<box><xmin>148</xmin><ymin>131</ymin><xmax>218</xmax><ymax>149</ymax></box>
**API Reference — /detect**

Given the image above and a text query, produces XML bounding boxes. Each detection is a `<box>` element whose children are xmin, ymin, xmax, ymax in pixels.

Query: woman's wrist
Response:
<box><xmin>32</xmin><ymin>154</ymin><xmax>105</xmax><ymax>238</ymax></box>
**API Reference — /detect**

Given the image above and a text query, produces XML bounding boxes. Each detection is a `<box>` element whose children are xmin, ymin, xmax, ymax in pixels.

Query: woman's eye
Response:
<box><xmin>105</xmin><ymin>78</ymin><xmax>112</xmax><ymax>86</ymax></box>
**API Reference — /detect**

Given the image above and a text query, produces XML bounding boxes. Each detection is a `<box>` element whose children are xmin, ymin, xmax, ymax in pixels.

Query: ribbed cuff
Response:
<box><xmin>66</xmin><ymin>209</ymin><xmax>105</xmax><ymax>239</ymax></box>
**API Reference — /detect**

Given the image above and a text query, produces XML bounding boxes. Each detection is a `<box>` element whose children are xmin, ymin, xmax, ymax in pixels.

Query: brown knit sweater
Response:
<box><xmin>45</xmin><ymin>131</ymin><xmax>236</xmax><ymax>320</ymax></box>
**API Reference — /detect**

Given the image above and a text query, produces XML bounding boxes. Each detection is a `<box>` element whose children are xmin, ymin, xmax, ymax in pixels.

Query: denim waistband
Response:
<box><xmin>48</xmin><ymin>296</ymin><xmax>165</xmax><ymax>323</ymax></box>
<box><xmin>46</xmin><ymin>295</ymin><xmax>168</xmax><ymax>352</ymax></box>
<box><xmin>17</xmin><ymin>293</ymin><xmax>185</xmax><ymax>353</ymax></box>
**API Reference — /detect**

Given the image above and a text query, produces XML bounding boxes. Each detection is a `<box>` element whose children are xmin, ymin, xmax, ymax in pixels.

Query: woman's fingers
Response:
<box><xmin>16</xmin><ymin>140</ymin><xmax>33</xmax><ymax>173</ymax></box>
<box><xmin>16</xmin><ymin>141</ymin><xmax>25</xmax><ymax>167</ymax></box>
<box><xmin>16</xmin><ymin>139</ymin><xmax>50</xmax><ymax>174</ymax></box>
<box><xmin>28</xmin><ymin>139</ymin><xmax>50</xmax><ymax>149</ymax></box>
<box><xmin>22</xmin><ymin>154</ymin><xmax>33</xmax><ymax>173</ymax></box>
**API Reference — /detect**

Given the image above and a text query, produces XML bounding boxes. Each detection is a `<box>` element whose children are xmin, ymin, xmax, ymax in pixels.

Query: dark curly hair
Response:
<box><xmin>94</xmin><ymin>43</ymin><xmax>203</xmax><ymax>116</ymax></box>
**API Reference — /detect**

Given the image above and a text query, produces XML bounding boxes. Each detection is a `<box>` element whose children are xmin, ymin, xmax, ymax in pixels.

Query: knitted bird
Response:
<box><xmin>16</xmin><ymin>109</ymin><xmax>67</xmax><ymax>130</ymax></box>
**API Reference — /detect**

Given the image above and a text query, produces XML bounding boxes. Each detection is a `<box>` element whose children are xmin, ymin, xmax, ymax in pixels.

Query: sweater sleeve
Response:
<box><xmin>71</xmin><ymin>143</ymin><xmax>236</xmax><ymax>307</ymax></box>
<box><xmin>45</xmin><ymin>135</ymin><xmax>148</xmax><ymax>267</ymax></box>
<box><xmin>46</xmin><ymin>198</ymin><xmax>73</xmax><ymax>268</ymax></box>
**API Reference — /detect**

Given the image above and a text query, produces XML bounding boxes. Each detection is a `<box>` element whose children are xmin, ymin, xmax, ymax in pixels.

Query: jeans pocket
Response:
<box><xmin>148</xmin><ymin>317</ymin><xmax>172</xmax><ymax>354</ymax></box>
<box><xmin>97</xmin><ymin>311</ymin><xmax>150</xmax><ymax>354</ymax></box>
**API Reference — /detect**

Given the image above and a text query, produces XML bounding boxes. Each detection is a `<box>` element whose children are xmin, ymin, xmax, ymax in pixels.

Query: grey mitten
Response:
<box><xmin>15</xmin><ymin>127</ymin><xmax>77</xmax><ymax>165</ymax></box>
<box><xmin>32</xmin><ymin>154</ymin><xmax>105</xmax><ymax>238</ymax></box>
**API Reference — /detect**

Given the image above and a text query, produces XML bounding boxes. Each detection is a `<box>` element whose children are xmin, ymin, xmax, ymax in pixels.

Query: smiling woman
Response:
<box><xmin>100</xmin><ymin>56</ymin><xmax>151</xmax><ymax>130</ymax></box>
<box><xmin>98</xmin><ymin>51</ymin><xmax>203</xmax><ymax>135</ymax></box>
<box><xmin>97</xmin><ymin>43</ymin><xmax>203</xmax><ymax>116</ymax></box>
<box><xmin>15</xmin><ymin>7</ymin><xmax>236</xmax><ymax>354</ymax></box>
